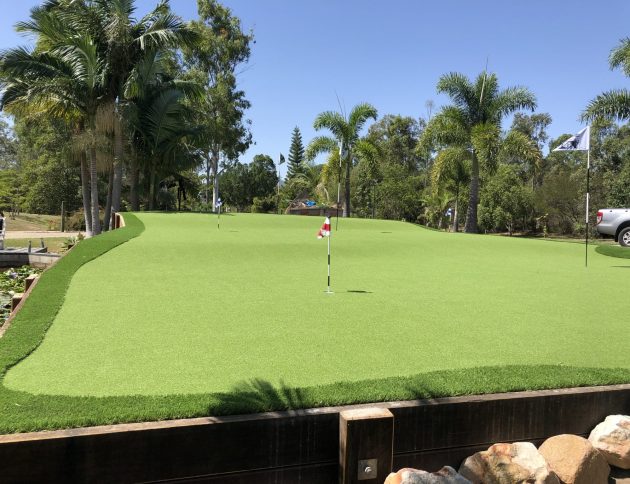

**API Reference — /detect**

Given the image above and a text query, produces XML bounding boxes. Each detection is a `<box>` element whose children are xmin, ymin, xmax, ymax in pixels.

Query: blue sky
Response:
<box><xmin>2</xmin><ymin>1</ymin><xmax>630</xmax><ymax>175</ymax></box>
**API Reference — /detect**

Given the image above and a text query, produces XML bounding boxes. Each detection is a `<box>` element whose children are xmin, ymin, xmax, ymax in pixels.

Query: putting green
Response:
<box><xmin>5</xmin><ymin>213</ymin><xmax>630</xmax><ymax>397</ymax></box>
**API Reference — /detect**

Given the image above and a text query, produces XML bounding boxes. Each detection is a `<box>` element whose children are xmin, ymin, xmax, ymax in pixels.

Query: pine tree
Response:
<box><xmin>287</xmin><ymin>126</ymin><xmax>305</xmax><ymax>179</ymax></box>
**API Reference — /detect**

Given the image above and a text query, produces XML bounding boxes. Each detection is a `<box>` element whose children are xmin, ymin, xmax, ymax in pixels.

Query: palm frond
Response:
<box><xmin>348</xmin><ymin>102</ymin><xmax>377</xmax><ymax>135</ymax></box>
<box><xmin>136</xmin><ymin>9</ymin><xmax>198</xmax><ymax>51</ymax></box>
<box><xmin>431</xmin><ymin>146</ymin><xmax>472</xmax><ymax>192</ymax></box>
<box><xmin>490</xmin><ymin>86</ymin><xmax>537</xmax><ymax>119</ymax></box>
<box><xmin>305</xmin><ymin>135</ymin><xmax>338</xmax><ymax>161</ymax></box>
<box><xmin>420</xmin><ymin>107</ymin><xmax>469</xmax><ymax>151</ymax></box>
<box><xmin>582</xmin><ymin>89</ymin><xmax>630</xmax><ymax>122</ymax></box>
<box><xmin>471</xmin><ymin>122</ymin><xmax>501</xmax><ymax>172</ymax></box>
<box><xmin>501</xmin><ymin>130</ymin><xmax>542</xmax><ymax>168</ymax></box>
<box><xmin>437</xmin><ymin>72</ymin><xmax>475</xmax><ymax>109</ymax></box>
<box><xmin>609</xmin><ymin>37</ymin><xmax>630</xmax><ymax>77</ymax></box>
<box><xmin>354</xmin><ymin>138</ymin><xmax>381</xmax><ymax>181</ymax></box>
<box><xmin>313</xmin><ymin>111</ymin><xmax>347</xmax><ymax>139</ymax></box>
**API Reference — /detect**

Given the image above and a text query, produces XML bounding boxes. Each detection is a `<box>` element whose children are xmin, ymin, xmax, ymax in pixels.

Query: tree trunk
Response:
<box><xmin>103</xmin><ymin>168</ymin><xmax>114</xmax><ymax>232</ymax></box>
<box><xmin>343</xmin><ymin>154</ymin><xmax>351</xmax><ymax>218</ymax></box>
<box><xmin>148</xmin><ymin>167</ymin><xmax>155</xmax><ymax>211</ymax></box>
<box><xmin>130</xmin><ymin>163</ymin><xmax>140</xmax><ymax>211</ymax></box>
<box><xmin>204</xmin><ymin>155</ymin><xmax>211</xmax><ymax>208</ymax></box>
<box><xmin>464</xmin><ymin>153</ymin><xmax>479</xmax><ymax>233</ymax></box>
<box><xmin>111</xmin><ymin>127</ymin><xmax>124</xmax><ymax>224</ymax></box>
<box><xmin>80</xmin><ymin>153</ymin><xmax>93</xmax><ymax>236</ymax></box>
<box><xmin>211</xmin><ymin>150</ymin><xmax>220</xmax><ymax>213</ymax></box>
<box><xmin>453</xmin><ymin>187</ymin><xmax>459</xmax><ymax>233</ymax></box>
<box><xmin>89</xmin><ymin>146</ymin><xmax>101</xmax><ymax>235</ymax></box>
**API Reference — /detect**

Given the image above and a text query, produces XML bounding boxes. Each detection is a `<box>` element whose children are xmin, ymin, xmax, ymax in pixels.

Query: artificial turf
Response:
<box><xmin>0</xmin><ymin>212</ymin><xmax>629</xmax><ymax>432</ymax></box>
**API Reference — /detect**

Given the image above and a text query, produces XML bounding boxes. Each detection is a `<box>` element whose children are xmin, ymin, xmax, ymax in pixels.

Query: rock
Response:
<box><xmin>459</xmin><ymin>442</ymin><xmax>559</xmax><ymax>484</ymax></box>
<box><xmin>539</xmin><ymin>434</ymin><xmax>609</xmax><ymax>484</ymax></box>
<box><xmin>384</xmin><ymin>466</ymin><xmax>471</xmax><ymax>484</ymax></box>
<box><xmin>589</xmin><ymin>415</ymin><xmax>630</xmax><ymax>469</ymax></box>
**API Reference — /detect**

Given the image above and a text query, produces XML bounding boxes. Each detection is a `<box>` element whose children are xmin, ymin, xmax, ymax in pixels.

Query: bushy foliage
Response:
<box><xmin>220</xmin><ymin>154</ymin><xmax>278</xmax><ymax>211</ymax></box>
<box><xmin>479</xmin><ymin>164</ymin><xmax>534</xmax><ymax>235</ymax></box>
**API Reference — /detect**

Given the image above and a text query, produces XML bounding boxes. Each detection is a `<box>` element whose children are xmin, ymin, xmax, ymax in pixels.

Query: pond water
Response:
<box><xmin>0</xmin><ymin>266</ymin><xmax>41</xmax><ymax>326</ymax></box>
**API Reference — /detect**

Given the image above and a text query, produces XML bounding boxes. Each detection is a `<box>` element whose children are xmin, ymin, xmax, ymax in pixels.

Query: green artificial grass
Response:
<box><xmin>0</xmin><ymin>212</ymin><xmax>629</xmax><ymax>433</ymax></box>
<box><xmin>596</xmin><ymin>244</ymin><xmax>630</xmax><ymax>259</ymax></box>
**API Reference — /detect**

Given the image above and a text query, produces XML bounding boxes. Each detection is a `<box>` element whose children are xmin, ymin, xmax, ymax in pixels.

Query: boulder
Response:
<box><xmin>538</xmin><ymin>434</ymin><xmax>609</xmax><ymax>484</ymax></box>
<box><xmin>459</xmin><ymin>442</ymin><xmax>559</xmax><ymax>484</ymax></box>
<box><xmin>385</xmin><ymin>466</ymin><xmax>471</xmax><ymax>484</ymax></box>
<box><xmin>589</xmin><ymin>415</ymin><xmax>630</xmax><ymax>469</ymax></box>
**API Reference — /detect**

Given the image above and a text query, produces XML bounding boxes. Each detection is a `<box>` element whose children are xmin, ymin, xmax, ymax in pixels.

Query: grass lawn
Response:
<box><xmin>3</xmin><ymin>213</ymin><xmax>60</xmax><ymax>232</ymax></box>
<box><xmin>1</xmin><ymin>212</ymin><xmax>629</xmax><ymax>432</ymax></box>
<box><xmin>596</xmin><ymin>244</ymin><xmax>630</xmax><ymax>259</ymax></box>
<box><xmin>4</xmin><ymin>238</ymin><xmax>68</xmax><ymax>254</ymax></box>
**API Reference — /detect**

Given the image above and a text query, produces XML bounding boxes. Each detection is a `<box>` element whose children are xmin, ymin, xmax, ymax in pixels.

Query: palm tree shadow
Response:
<box><xmin>211</xmin><ymin>379</ymin><xmax>307</xmax><ymax>415</ymax></box>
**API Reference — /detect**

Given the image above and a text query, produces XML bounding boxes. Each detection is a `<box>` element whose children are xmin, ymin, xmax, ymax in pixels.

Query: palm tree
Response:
<box><xmin>125</xmin><ymin>49</ymin><xmax>200</xmax><ymax>210</ymax></box>
<box><xmin>431</xmin><ymin>148</ymin><xmax>470</xmax><ymax>232</ymax></box>
<box><xmin>1</xmin><ymin>0</ymin><xmax>198</xmax><ymax>229</ymax></box>
<box><xmin>583</xmin><ymin>38</ymin><xmax>630</xmax><ymax>121</ymax></box>
<box><xmin>431</xmin><ymin>129</ymin><xmax>539</xmax><ymax>232</ymax></box>
<box><xmin>422</xmin><ymin>72</ymin><xmax>536</xmax><ymax>232</ymax></box>
<box><xmin>306</xmin><ymin>103</ymin><xmax>377</xmax><ymax>217</ymax></box>
<box><xmin>91</xmin><ymin>0</ymin><xmax>197</xmax><ymax>225</ymax></box>
<box><xmin>0</xmin><ymin>3</ymin><xmax>107</xmax><ymax>235</ymax></box>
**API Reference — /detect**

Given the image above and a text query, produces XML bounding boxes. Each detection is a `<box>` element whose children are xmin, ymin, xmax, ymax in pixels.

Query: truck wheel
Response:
<box><xmin>620</xmin><ymin>227</ymin><xmax>630</xmax><ymax>247</ymax></box>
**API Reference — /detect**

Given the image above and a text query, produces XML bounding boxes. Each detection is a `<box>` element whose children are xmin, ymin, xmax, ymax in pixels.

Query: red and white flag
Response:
<box><xmin>317</xmin><ymin>217</ymin><xmax>331</xmax><ymax>239</ymax></box>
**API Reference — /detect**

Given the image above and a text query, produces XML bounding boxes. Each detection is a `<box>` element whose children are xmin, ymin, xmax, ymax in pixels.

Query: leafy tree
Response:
<box><xmin>0</xmin><ymin>117</ymin><xmax>16</xmax><ymax>170</ymax></box>
<box><xmin>367</xmin><ymin>115</ymin><xmax>425</xmax><ymax>172</ymax></box>
<box><xmin>422</xmin><ymin>72</ymin><xmax>536</xmax><ymax>232</ymax></box>
<box><xmin>184</xmin><ymin>0</ymin><xmax>253</xmax><ymax>211</ymax></box>
<box><xmin>14</xmin><ymin>117</ymin><xmax>82</xmax><ymax>215</ymax></box>
<box><xmin>0</xmin><ymin>117</ymin><xmax>19</xmax><ymax>212</ymax></box>
<box><xmin>220</xmin><ymin>154</ymin><xmax>277</xmax><ymax>211</ymax></box>
<box><xmin>510</xmin><ymin>113</ymin><xmax>551</xmax><ymax>187</ymax></box>
<box><xmin>478</xmin><ymin>164</ymin><xmax>533</xmax><ymax>235</ymax></box>
<box><xmin>306</xmin><ymin>103</ymin><xmax>378</xmax><ymax>217</ymax></box>
<box><xmin>375</xmin><ymin>164</ymin><xmax>424</xmax><ymax>222</ymax></box>
<box><xmin>286</xmin><ymin>126</ymin><xmax>305</xmax><ymax>179</ymax></box>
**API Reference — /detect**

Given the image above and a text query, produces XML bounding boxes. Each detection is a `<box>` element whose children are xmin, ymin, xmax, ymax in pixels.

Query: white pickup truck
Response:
<box><xmin>596</xmin><ymin>208</ymin><xmax>630</xmax><ymax>247</ymax></box>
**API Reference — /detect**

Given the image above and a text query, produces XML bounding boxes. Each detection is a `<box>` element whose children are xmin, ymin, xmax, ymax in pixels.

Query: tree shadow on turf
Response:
<box><xmin>211</xmin><ymin>379</ymin><xmax>308</xmax><ymax>414</ymax></box>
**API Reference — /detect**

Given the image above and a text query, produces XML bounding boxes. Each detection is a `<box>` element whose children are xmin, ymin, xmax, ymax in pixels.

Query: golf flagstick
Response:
<box><xmin>317</xmin><ymin>217</ymin><xmax>332</xmax><ymax>293</ymax></box>
<box><xmin>327</xmin><ymin>232</ymin><xmax>331</xmax><ymax>293</ymax></box>
<box><xmin>586</xmin><ymin>148</ymin><xmax>590</xmax><ymax>268</ymax></box>
<box><xmin>216</xmin><ymin>197</ymin><xmax>222</xmax><ymax>230</ymax></box>
<box><xmin>552</xmin><ymin>126</ymin><xmax>590</xmax><ymax>267</ymax></box>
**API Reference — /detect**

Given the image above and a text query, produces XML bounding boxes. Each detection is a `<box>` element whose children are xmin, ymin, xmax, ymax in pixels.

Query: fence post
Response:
<box><xmin>339</xmin><ymin>407</ymin><xmax>394</xmax><ymax>484</ymax></box>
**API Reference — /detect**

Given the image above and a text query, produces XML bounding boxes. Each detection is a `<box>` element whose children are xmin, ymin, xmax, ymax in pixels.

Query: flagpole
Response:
<box><xmin>327</xmin><ymin>233</ymin><xmax>331</xmax><ymax>293</ymax></box>
<box><xmin>585</xmin><ymin>148</ymin><xmax>590</xmax><ymax>268</ymax></box>
<box><xmin>218</xmin><ymin>203</ymin><xmax>221</xmax><ymax>230</ymax></box>
<box><xmin>336</xmin><ymin>156</ymin><xmax>342</xmax><ymax>231</ymax></box>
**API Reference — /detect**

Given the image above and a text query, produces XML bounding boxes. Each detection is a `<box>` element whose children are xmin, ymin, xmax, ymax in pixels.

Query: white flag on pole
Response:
<box><xmin>553</xmin><ymin>126</ymin><xmax>590</xmax><ymax>152</ymax></box>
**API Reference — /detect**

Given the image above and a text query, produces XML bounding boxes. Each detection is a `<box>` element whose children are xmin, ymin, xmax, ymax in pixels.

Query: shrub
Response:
<box><xmin>251</xmin><ymin>195</ymin><xmax>277</xmax><ymax>213</ymax></box>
